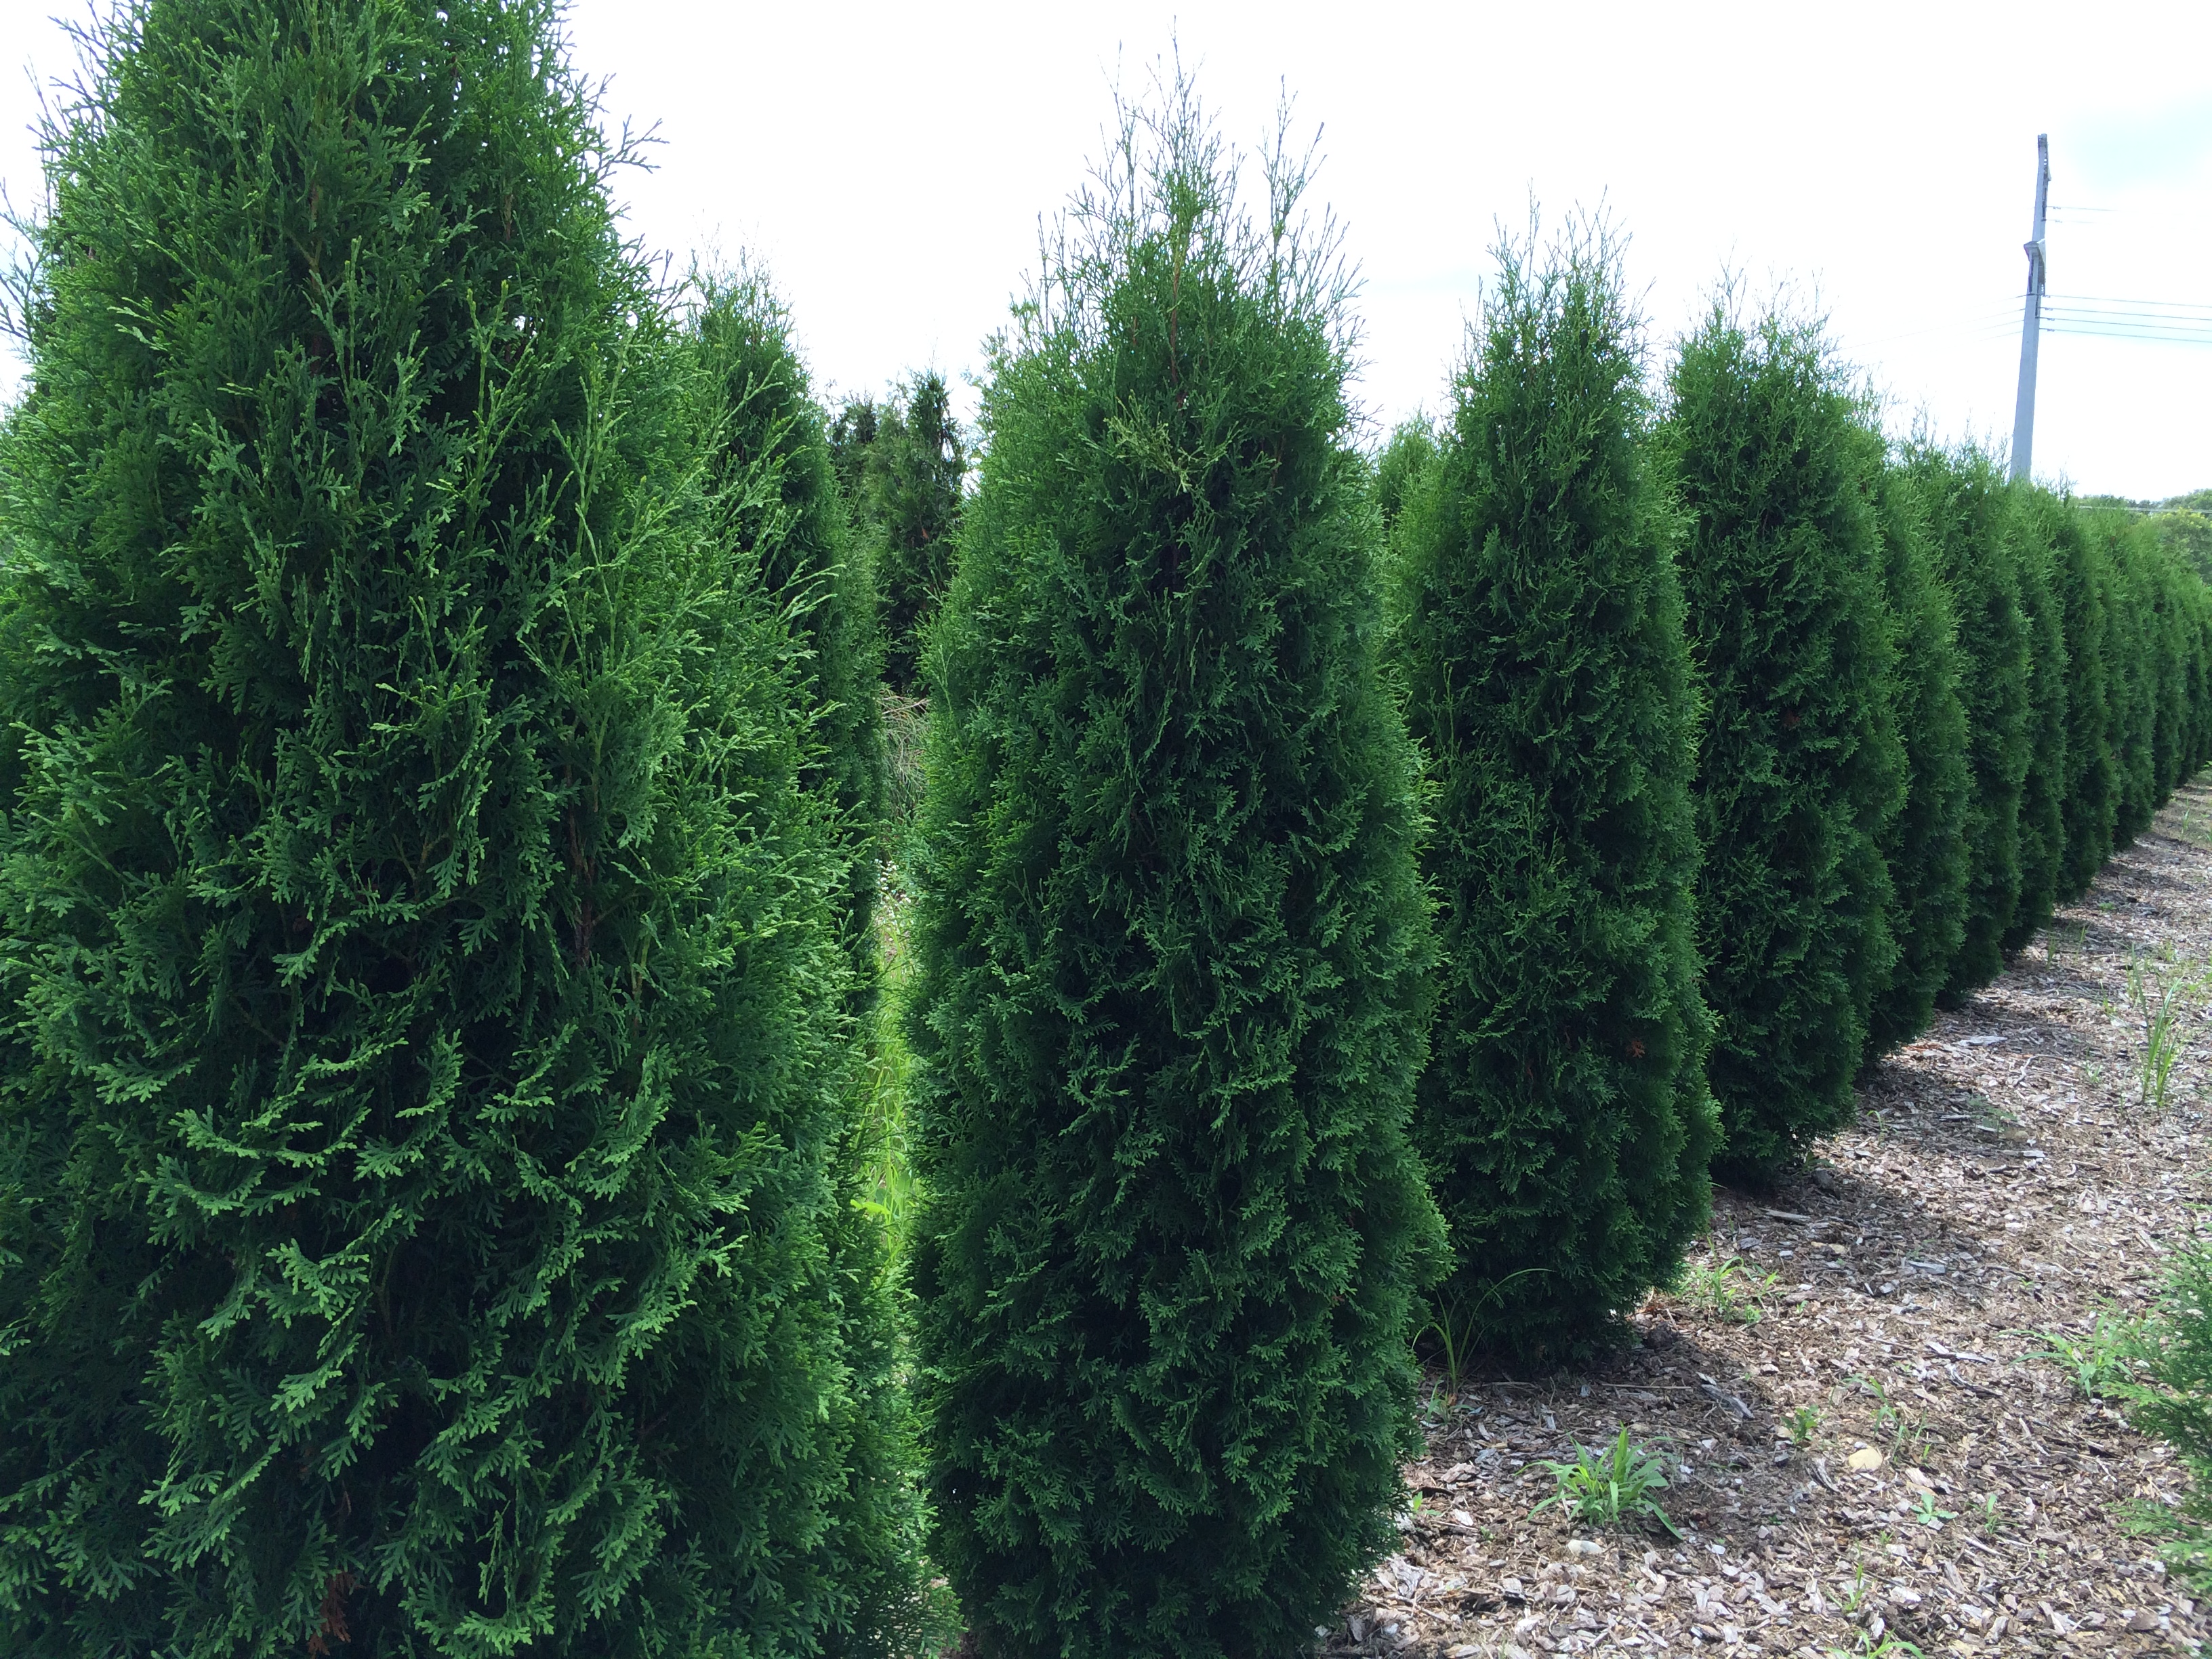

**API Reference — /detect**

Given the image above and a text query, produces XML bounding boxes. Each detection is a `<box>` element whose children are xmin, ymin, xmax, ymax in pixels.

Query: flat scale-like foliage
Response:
<box><xmin>2041</xmin><ymin>495</ymin><xmax>2117</xmax><ymax>901</ymax></box>
<box><xmin>1910</xmin><ymin>445</ymin><xmax>2032</xmax><ymax>1001</ymax></box>
<box><xmin>689</xmin><ymin>272</ymin><xmax>889</xmax><ymax>1010</ymax></box>
<box><xmin>1389</xmin><ymin>224</ymin><xmax>1716</xmax><ymax>1360</ymax></box>
<box><xmin>1864</xmin><ymin>456</ymin><xmax>1970</xmax><ymax>1054</ymax></box>
<box><xmin>2089</xmin><ymin>506</ymin><xmax>2161</xmax><ymax>847</ymax></box>
<box><xmin>1663</xmin><ymin>308</ymin><xmax>1903</xmax><ymax>1181</ymax></box>
<box><xmin>907</xmin><ymin>87</ymin><xmax>1443</xmax><ymax>1658</ymax></box>
<box><xmin>832</xmin><ymin>374</ymin><xmax>967</xmax><ymax>695</ymax></box>
<box><xmin>2004</xmin><ymin>495</ymin><xmax>2069</xmax><ymax>954</ymax></box>
<box><xmin>0</xmin><ymin>1</ymin><xmax>916</xmax><ymax>1653</ymax></box>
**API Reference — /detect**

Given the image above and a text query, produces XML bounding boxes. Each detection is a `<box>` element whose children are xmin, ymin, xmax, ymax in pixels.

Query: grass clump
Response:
<box><xmin>1532</xmin><ymin>1429</ymin><xmax>1680</xmax><ymax>1536</ymax></box>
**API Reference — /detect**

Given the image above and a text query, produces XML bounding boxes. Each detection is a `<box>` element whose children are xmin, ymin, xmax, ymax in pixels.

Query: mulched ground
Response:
<box><xmin>1338</xmin><ymin>777</ymin><xmax>2212</xmax><ymax>1659</ymax></box>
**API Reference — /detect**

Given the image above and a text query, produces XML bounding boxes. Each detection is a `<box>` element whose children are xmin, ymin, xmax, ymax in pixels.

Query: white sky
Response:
<box><xmin>2</xmin><ymin>0</ymin><xmax>2209</xmax><ymax>499</ymax></box>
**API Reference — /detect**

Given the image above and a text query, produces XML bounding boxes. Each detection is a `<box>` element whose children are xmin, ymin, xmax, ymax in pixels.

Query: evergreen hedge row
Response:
<box><xmin>1</xmin><ymin>12</ymin><xmax>2210</xmax><ymax>1653</ymax></box>
<box><xmin>1865</xmin><ymin>462</ymin><xmax>1971</xmax><ymax>1057</ymax></box>
<box><xmin>1912</xmin><ymin>444</ymin><xmax>2034</xmax><ymax>1002</ymax></box>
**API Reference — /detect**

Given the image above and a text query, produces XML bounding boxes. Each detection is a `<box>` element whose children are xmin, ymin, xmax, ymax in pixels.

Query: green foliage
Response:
<box><xmin>1673</xmin><ymin>1256</ymin><xmax>1778</xmax><ymax>1325</ymax></box>
<box><xmin>1662</xmin><ymin>307</ymin><xmax>1904</xmax><ymax>1179</ymax></box>
<box><xmin>2089</xmin><ymin>506</ymin><xmax>2163</xmax><ymax>845</ymax></box>
<box><xmin>1909</xmin><ymin>443</ymin><xmax>2031</xmax><ymax>999</ymax></box>
<box><xmin>832</xmin><ymin>373</ymin><xmax>968</xmax><ymax>692</ymax></box>
<box><xmin>906</xmin><ymin>83</ymin><xmax>1443</xmax><ymax>1658</ymax></box>
<box><xmin>2042</xmin><ymin>497</ymin><xmax>2118</xmax><ymax>900</ymax></box>
<box><xmin>2125</xmin><ymin>1244</ymin><xmax>2212</xmax><ymax>1591</ymax></box>
<box><xmin>1907</xmin><ymin>1489</ymin><xmax>1957</xmax><ymax>1530</ymax></box>
<box><xmin>2155</xmin><ymin>507</ymin><xmax>2212</xmax><ymax>596</ymax></box>
<box><xmin>1865</xmin><ymin>461</ymin><xmax>1971</xmax><ymax>1053</ymax></box>
<box><xmin>2032</xmin><ymin>1312</ymin><xmax>2149</xmax><ymax>1401</ymax></box>
<box><xmin>689</xmin><ymin>271</ymin><xmax>888</xmax><ymax>1010</ymax></box>
<box><xmin>1532</xmin><ymin>1429</ymin><xmax>1679</xmax><ymax>1536</ymax></box>
<box><xmin>0</xmin><ymin>2</ymin><xmax>920</xmax><ymax>1653</ymax></box>
<box><xmin>2125</xmin><ymin>949</ymin><xmax>2211</xmax><ymax>1111</ymax></box>
<box><xmin>2003</xmin><ymin>493</ymin><xmax>2069</xmax><ymax>954</ymax></box>
<box><xmin>1387</xmin><ymin>220</ymin><xmax>1715</xmax><ymax>1361</ymax></box>
<box><xmin>1373</xmin><ymin>413</ymin><xmax>1440</xmax><ymax>537</ymax></box>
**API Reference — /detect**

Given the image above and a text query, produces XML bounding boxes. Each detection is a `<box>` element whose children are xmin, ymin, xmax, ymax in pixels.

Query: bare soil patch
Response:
<box><xmin>1340</xmin><ymin>777</ymin><xmax>2212</xmax><ymax>1659</ymax></box>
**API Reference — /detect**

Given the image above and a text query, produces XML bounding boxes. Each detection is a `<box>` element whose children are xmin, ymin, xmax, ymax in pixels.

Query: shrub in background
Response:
<box><xmin>1387</xmin><ymin>221</ymin><xmax>1715</xmax><ymax>1360</ymax></box>
<box><xmin>2148</xmin><ymin>537</ymin><xmax>2196</xmax><ymax>802</ymax></box>
<box><xmin>2041</xmin><ymin>495</ymin><xmax>2118</xmax><ymax>901</ymax></box>
<box><xmin>1864</xmin><ymin>455</ymin><xmax>1971</xmax><ymax>1054</ymax></box>
<box><xmin>832</xmin><ymin>373</ymin><xmax>968</xmax><ymax>692</ymax></box>
<box><xmin>686</xmin><ymin>271</ymin><xmax>931</xmax><ymax>1656</ymax></box>
<box><xmin>691</xmin><ymin>273</ymin><xmax>889</xmax><ymax>1007</ymax></box>
<box><xmin>1374</xmin><ymin>413</ymin><xmax>1441</xmax><ymax>539</ymax></box>
<box><xmin>1910</xmin><ymin>444</ymin><xmax>2032</xmax><ymax>999</ymax></box>
<box><xmin>0</xmin><ymin>1</ymin><xmax>918</xmax><ymax>1652</ymax></box>
<box><xmin>907</xmin><ymin>85</ymin><xmax>1443</xmax><ymax>1658</ymax></box>
<box><xmin>2003</xmin><ymin>495</ymin><xmax>2070</xmax><ymax>953</ymax></box>
<box><xmin>2089</xmin><ymin>506</ymin><xmax>2162</xmax><ymax>846</ymax></box>
<box><xmin>1662</xmin><ymin>306</ymin><xmax>1903</xmax><ymax>1180</ymax></box>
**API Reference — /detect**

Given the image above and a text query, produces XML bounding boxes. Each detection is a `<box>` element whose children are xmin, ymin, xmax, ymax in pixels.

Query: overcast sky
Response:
<box><xmin>3</xmin><ymin>0</ymin><xmax>2208</xmax><ymax>499</ymax></box>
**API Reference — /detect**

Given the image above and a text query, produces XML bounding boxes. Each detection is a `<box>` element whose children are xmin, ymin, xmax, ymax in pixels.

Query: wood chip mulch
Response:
<box><xmin>1338</xmin><ymin>776</ymin><xmax>2212</xmax><ymax>1659</ymax></box>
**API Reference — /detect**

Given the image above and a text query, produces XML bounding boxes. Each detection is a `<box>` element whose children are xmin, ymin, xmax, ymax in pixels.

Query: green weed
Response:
<box><xmin>1531</xmin><ymin>1427</ymin><xmax>1679</xmax><ymax>1536</ymax></box>
<box><xmin>1908</xmin><ymin>1488</ymin><xmax>1957</xmax><ymax>1530</ymax></box>
<box><xmin>1788</xmin><ymin>1405</ymin><xmax>1821</xmax><ymax>1448</ymax></box>
<box><xmin>1416</xmin><ymin>1268</ymin><xmax>1547</xmax><ymax>1393</ymax></box>
<box><xmin>2034</xmin><ymin>1312</ymin><xmax>2148</xmax><ymax>1400</ymax></box>
<box><xmin>2126</xmin><ymin>950</ymin><xmax>2211</xmax><ymax>1110</ymax></box>
<box><xmin>1677</xmin><ymin>1256</ymin><xmax>1778</xmax><ymax>1325</ymax></box>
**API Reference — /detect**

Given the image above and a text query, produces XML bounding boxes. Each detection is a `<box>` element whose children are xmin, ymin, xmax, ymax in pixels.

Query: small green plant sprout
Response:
<box><xmin>2034</xmin><ymin>1312</ymin><xmax>2148</xmax><ymax>1400</ymax></box>
<box><xmin>2125</xmin><ymin>949</ymin><xmax>2211</xmax><ymax>1110</ymax></box>
<box><xmin>1788</xmin><ymin>1405</ymin><xmax>1822</xmax><ymax>1448</ymax></box>
<box><xmin>1978</xmin><ymin>1494</ymin><xmax>2004</xmax><ymax>1532</ymax></box>
<box><xmin>1891</xmin><ymin>1412</ymin><xmax>1937</xmax><ymax>1465</ymax></box>
<box><xmin>1416</xmin><ymin>1268</ymin><xmax>1545</xmax><ymax>1395</ymax></box>
<box><xmin>1677</xmin><ymin>1256</ymin><xmax>1778</xmax><ymax>1325</ymax></box>
<box><xmin>1531</xmin><ymin>1427</ymin><xmax>1680</xmax><ymax>1537</ymax></box>
<box><xmin>1828</xmin><ymin>1639</ymin><xmax>1927</xmax><ymax>1659</ymax></box>
<box><xmin>1908</xmin><ymin>1488</ymin><xmax>1957</xmax><ymax>1530</ymax></box>
<box><xmin>1836</xmin><ymin>1567</ymin><xmax>1871</xmax><ymax>1615</ymax></box>
<box><xmin>1847</xmin><ymin>1371</ymin><xmax>1898</xmax><ymax>1428</ymax></box>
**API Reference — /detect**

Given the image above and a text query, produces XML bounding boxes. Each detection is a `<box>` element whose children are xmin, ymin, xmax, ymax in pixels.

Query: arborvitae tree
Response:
<box><xmin>0</xmin><ymin>2</ymin><xmax>917</xmax><ymax>1652</ymax></box>
<box><xmin>2003</xmin><ymin>495</ymin><xmax>2070</xmax><ymax>953</ymax></box>
<box><xmin>1387</xmin><ymin>224</ymin><xmax>1715</xmax><ymax>1359</ymax></box>
<box><xmin>833</xmin><ymin>373</ymin><xmax>967</xmax><ymax>692</ymax></box>
<box><xmin>690</xmin><ymin>272</ymin><xmax>888</xmax><ymax>1003</ymax></box>
<box><xmin>2091</xmin><ymin>506</ymin><xmax>2161</xmax><ymax>845</ymax></box>
<box><xmin>684</xmin><ymin>274</ymin><xmax>925</xmax><ymax>1655</ymax></box>
<box><xmin>1910</xmin><ymin>444</ymin><xmax>2032</xmax><ymax>999</ymax></box>
<box><xmin>2186</xmin><ymin>577</ymin><xmax>2212</xmax><ymax>777</ymax></box>
<box><xmin>2148</xmin><ymin>537</ymin><xmax>2194</xmax><ymax>802</ymax></box>
<box><xmin>1864</xmin><ymin>454</ymin><xmax>1971</xmax><ymax>1054</ymax></box>
<box><xmin>1662</xmin><ymin>306</ymin><xmax>1903</xmax><ymax>1180</ymax></box>
<box><xmin>827</xmin><ymin>392</ymin><xmax>882</xmax><ymax>502</ymax></box>
<box><xmin>1374</xmin><ymin>413</ymin><xmax>1439</xmax><ymax>538</ymax></box>
<box><xmin>907</xmin><ymin>87</ymin><xmax>1443</xmax><ymax>1657</ymax></box>
<box><xmin>2043</xmin><ymin>497</ymin><xmax>2118</xmax><ymax>900</ymax></box>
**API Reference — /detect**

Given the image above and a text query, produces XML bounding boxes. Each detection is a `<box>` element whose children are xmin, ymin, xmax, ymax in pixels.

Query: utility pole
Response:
<box><xmin>2010</xmin><ymin>134</ymin><xmax>2050</xmax><ymax>483</ymax></box>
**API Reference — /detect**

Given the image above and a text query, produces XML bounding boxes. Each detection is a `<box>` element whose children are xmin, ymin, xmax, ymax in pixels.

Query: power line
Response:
<box><xmin>2045</xmin><ymin>294</ymin><xmax>2212</xmax><ymax>321</ymax></box>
